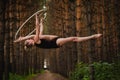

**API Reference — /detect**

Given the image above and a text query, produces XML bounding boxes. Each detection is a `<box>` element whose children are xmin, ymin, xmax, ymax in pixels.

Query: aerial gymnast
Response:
<box><xmin>14</xmin><ymin>15</ymin><xmax>102</xmax><ymax>49</ymax></box>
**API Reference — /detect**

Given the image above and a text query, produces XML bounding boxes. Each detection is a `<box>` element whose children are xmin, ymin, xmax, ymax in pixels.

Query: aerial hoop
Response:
<box><xmin>14</xmin><ymin>7</ymin><xmax>47</xmax><ymax>40</ymax></box>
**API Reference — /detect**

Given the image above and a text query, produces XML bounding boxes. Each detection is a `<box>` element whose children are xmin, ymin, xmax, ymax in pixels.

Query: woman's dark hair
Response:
<box><xmin>24</xmin><ymin>40</ymin><xmax>33</xmax><ymax>50</ymax></box>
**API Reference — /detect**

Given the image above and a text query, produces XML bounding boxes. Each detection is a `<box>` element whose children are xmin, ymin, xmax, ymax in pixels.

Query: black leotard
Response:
<box><xmin>35</xmin><ymin>37</ymin><xmax>60</xmax><ymax>49</ymax></box>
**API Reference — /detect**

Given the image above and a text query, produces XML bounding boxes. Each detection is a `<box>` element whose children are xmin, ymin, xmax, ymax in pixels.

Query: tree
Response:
<box><xmin>0</xmin><ymin>0</ymin><xmax>6</xmax><ymax>79</ymax></box>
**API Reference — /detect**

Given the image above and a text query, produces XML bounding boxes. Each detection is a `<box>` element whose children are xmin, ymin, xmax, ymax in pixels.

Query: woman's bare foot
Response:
<box><xmin>93</xmin><ymin>34</ymin><xmax>102</xmax><ymax>38</ymax></box>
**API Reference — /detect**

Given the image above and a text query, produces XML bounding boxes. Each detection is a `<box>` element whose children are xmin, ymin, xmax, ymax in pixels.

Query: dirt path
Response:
<box><xmin>31</xmin><ymin>70</ymin><xmax>69</xmax><ymax>80</ymax></box>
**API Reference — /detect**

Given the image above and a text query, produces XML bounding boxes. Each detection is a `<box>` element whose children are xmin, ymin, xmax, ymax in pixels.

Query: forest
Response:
<box><xmin>0</xmin><ymin>0</ymin><xmax>120</xmax><ymax>80</ymax></box>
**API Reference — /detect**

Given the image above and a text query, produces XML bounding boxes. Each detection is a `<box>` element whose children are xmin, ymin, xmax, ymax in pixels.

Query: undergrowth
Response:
<box><xmin>9</xmin><ymin>69</ymin><xmax>45</xmax><ymax>80</ymax></box>
<box><xmin>69</xmin><ymin>62</ymin><xmax>120</xmax><ymax>80</ymax></box>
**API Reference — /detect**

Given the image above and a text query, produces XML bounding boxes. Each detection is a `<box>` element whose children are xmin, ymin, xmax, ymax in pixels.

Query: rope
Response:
<box><xmin>15</xmin><ymin>8</ymin><xmax>47</xmax><ymax>40</ymax></box>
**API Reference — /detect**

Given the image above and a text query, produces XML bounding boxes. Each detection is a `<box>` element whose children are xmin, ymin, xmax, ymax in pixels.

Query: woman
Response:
<box><xmin>14</xmin><ymin>15</ymin><xmax>102</xmax><ymax>49</ymax></box>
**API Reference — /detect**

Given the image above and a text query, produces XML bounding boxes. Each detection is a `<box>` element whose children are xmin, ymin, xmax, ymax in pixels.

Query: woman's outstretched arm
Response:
<box><xmin>14</xmin><ymin>35</ymin><xmax>35</xmax><ymax>43</ymax></box>
<box><xmin>34</xmin><ymin>14</ymin><xmax>41</xmax><ymax>43</ymax></box>
<box><xmin>14</xmin><ymin>15</ymin><xmax>44</xmax><ymax>43</ymax></box>
<box><xmin>39</xmin><ymin>18</ymin><xmax>44</xmax><ymax>35</ymax></box>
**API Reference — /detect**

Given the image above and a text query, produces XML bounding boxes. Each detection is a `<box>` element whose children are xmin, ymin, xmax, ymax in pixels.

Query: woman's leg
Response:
<box><xmin>57</xmin><ymin>34</ymin><xmax>102</xmax><ymax>46</ymax></box>
<box><xmin>40</xmin><ymin>35</ymin><xmax>58</xmax><ymax>40</ymax></box>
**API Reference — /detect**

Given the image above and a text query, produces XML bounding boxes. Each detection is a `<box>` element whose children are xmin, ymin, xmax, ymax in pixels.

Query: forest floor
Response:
<box><xmin>31</xmin><ymin>70</ymin><xmax>69</xmax><ymax>80</ymax></box>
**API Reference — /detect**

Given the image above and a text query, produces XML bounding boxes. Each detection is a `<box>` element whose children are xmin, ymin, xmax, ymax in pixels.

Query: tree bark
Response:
<box><xmin>4</xmin><ymin>0</ymin><xmax>11</xmax><ymax>79</ymax></box>
<box><xmin>0</xmin><ymin>0</ymin><xmax>6</xmax><ymax>79</ymax></box>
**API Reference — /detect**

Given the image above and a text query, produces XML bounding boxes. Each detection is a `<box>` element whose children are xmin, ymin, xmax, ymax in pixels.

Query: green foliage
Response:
<box><xmin>69</xmin><ymin>62</ymin><xmax>120</xmax><ymax>80</ymax></box>
<box><xmin>9</xmin><ymin>69</ymin><xmax>46</xmax><ymax>80</ymax></box>
<box><xmin>93</xmin><ymin>62</ymin><xmax>119</xmax><ymax>80</ymax></box>
<box><xmin>9</xmin><ymin>73</ymin><xmax>37</xmax><ymax>80</ymax></box>
<box><xmin>69</xmin><ymin>62</ymin><xmax>90</xmax><ymax>80</ymax></box>
<box><xmin>9</xmin><ymin>73</ymin><xmax>26</xmax><ymax>80</ymax></box>
<box><xmin>39</xmin><ymin>69</ymin><xmax>46</xmax><ymax>74</ymax></box>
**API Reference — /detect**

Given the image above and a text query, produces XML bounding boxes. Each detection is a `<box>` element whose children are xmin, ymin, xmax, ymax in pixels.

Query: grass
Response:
<box><xmin>9</xmin><ymin>69</ymin><xmax>46</xmax><ymax>80</ymax></box>
<box><xmin>9</xmin><ymin>73</ymin><xmax>36</xmax><ymax>80</ymax></box>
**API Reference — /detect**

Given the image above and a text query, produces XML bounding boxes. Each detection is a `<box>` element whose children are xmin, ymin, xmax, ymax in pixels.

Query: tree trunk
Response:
<box><xmin>4</xmin><ymin>0</ymin><xmax>11</xmax><ymax>79</ymax></box>
<box><xmin>0</xmin><ymin>0</ymin><xmax>6</xmax><ymax>79</ymax></box>
<box><xmin>86</xmin><ymin>0</ymin><xmax>95</xmax><ymax>80</ymax></box>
